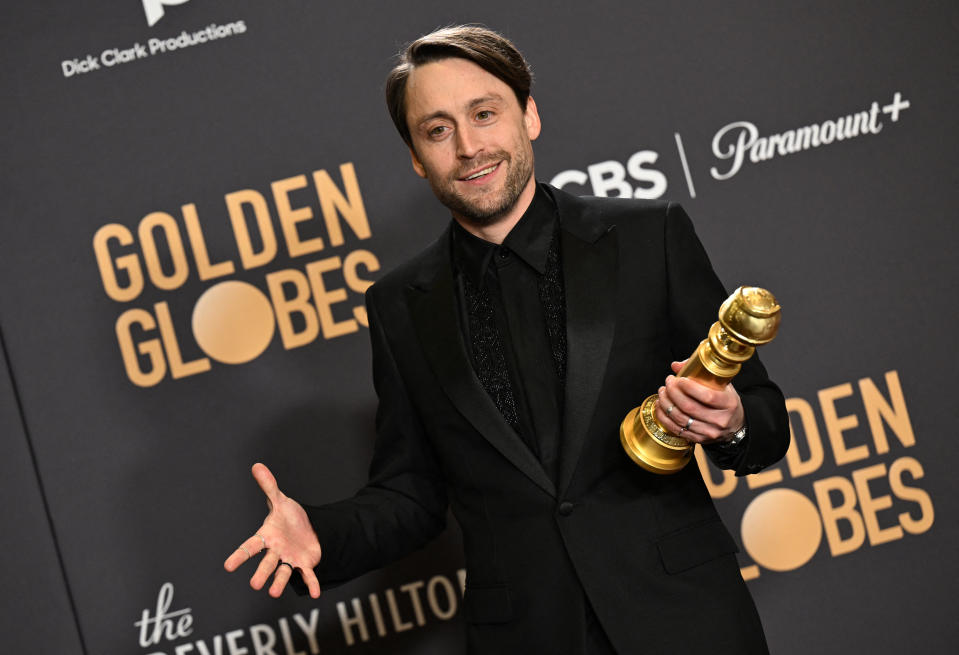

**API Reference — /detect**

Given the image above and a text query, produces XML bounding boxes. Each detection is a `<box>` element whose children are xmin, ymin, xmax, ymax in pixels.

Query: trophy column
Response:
<box><xmin>620</xmin><ymin>286</ymin><xmax>782</xmax><ymax>474</ymax></box>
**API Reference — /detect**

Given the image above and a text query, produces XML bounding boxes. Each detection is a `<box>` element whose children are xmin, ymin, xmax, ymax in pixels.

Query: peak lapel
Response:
<box><xmin>555</xmin><ymin>196</ymin><xmax>619</xmax><ymax>496</ymax></box>
<box><xmin>405</xmin><ymin>238</ymin><xmax>557</xmax><ymax>498</ymax></box>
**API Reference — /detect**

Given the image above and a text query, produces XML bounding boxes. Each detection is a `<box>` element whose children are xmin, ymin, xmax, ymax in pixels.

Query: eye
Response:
<box><xmin>428</xmin><ymin>125</ymin><xmax>448</xmax><ymax>138</ymax></box>
<box><xmin>475</xmin><ymin>110</ymin><xmax>493</xmax><ymax>121</ymax></box>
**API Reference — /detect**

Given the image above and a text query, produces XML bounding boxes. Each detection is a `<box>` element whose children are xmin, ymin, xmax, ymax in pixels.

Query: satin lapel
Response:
<box><xmin>406</xmin><ymin>255</ymin><xmax>557</xmax><ymax>499</ymax></box>
<box><xmin>557</xmin><ymin>215</ymin><xmax>618</xmax><ymax>496</ymax></box>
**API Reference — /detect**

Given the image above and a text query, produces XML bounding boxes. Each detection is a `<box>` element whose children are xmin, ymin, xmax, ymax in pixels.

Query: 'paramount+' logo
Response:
<box><xmin>92</xmin><ymin>163</ymin><xmax>379</xmax><ymax>387</ymax></box>
<box><xmin>709</xmin><ymin>92</ymin><xmax>911</xmax><ymax>181</ymax></box>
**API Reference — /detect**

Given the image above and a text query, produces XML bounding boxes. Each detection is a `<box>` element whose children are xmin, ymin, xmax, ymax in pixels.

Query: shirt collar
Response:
<box><xmin>452</xmin><ymin>182</ymin><xmax>557</xmax><ymax>286</ymax></box>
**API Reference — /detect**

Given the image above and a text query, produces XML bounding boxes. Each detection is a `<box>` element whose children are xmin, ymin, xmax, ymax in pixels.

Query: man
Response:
<box><xmin>225</xmin><ymin>25</ymin><xmax>789</xmax><ymax>654</ymax></box>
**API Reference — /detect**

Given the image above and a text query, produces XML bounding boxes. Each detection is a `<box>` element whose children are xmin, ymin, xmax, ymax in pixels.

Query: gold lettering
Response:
<box><xmin>115</xmin><ymin>308</ymin><xmax>165</xmax><ymax>387</ymax></box>
<box><xmin>181</xmin><ymin>203</ymin><xmax>235</xmax><ymax>281</ymax></box>
<box><xmin>225</xmin><ymin>189</ymin><xmax>277</xmax><ymax>269</ymax></box>
<box><xmin>273</xmin><ymin>174</ymin><xmax>325</xmax><ymax>257</ymax></box>
<box><xmin>889</xmin><ymin>456</ymin><xmax>934</xmax><ymax>534</ymax></box>
<box><xmin>818</xmin><ymin>382</ymin><xmax>869</xmax><ymax>466</ymax></box>
<box><xmin>266</xmin><ymin>268</ymin><xmax>320</xmax><ymax>349</ymax></box>
<box><xmin>154</xmin><ymin>302</ymin><xmax>210</xmax><ymax>379</ymax></box>
<box><xmin>859</xmin><ymin>370</ymin><xmax>915</xmax><ymax>454</ymax></box>
<box><xmin>343</xmin><ymin>249</ymin><xmax>380</xmax><ymax>327</ymax></box>
<box><xmin>813</xmin><ymin>475</ymin><xmax>865</xmax><ymax>556</ymax></box>
<box><xmin>745</xmin><ymin>465</ymin><xmax>783</xmax><ymax>490</ymax></box>
<box><xmin>305</xmin><ymin>257</ymin><xmax>358</xmax><ymax>339</ymax></box>
<box><xmin>784</xmin><ymin>397</ymin><xmax>825</xmax><ymax>477</ymax></box>
<box><xmin>138</xmin><ymin>212</ymin><xmax>190</xmax><ymax>290</ymax></box>
<box><xmin>851</xmin><ymin>463</ymin><xmax>903</xmax><ymax>546</ymax></box>
<box><xmin>93</xmin><ymin>224</ymin><xmax>144</xmax><ymax>302</ymax></box>
<box><xmin>314</xmin><ymin>163</ymin><xmax>371</xmax><ymax>247</ymax></box>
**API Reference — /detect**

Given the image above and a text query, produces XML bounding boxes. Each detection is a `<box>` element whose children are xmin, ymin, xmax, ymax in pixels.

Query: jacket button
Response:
<box><xmin>558</xmin><ymin>501</ymin><xmax>574</xmax><ymax>516</ymax></box>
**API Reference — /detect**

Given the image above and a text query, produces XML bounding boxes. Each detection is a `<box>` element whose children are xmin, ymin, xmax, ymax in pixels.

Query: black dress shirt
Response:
<box><xmin>451</xmin><ymin>183</ymin><xmax>564</xmax><ymax>485</ymax></box>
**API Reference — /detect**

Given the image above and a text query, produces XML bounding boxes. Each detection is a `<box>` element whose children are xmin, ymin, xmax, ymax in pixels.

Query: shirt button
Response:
<box><xmin>496</xmin><ymin>247</ymin><xmax>510</xmax><ymax>260</ymax></box>
<box><xmin>558</xmin><ymin>501</ymin><xmax>574</xmax><ymax>516</ymax></box>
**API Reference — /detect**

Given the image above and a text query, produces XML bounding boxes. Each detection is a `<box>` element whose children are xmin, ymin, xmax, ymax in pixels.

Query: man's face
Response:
<box><xmin>404</xmin><ymin>57</ymin><xmax>540</xmax><ymax>228</ymax></box>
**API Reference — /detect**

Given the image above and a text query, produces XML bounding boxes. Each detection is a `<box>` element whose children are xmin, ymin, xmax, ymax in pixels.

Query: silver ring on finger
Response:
<box><xmin>255</xmin><ymin>533</ymin><xmax>267</xmax><ymax>549</ymax></box>
<box><xmin>666</xmin><ymin>404</ymin><xmax>675</xmax><ymax>416</ymax></box>
<box><xmin>684</xmin><ymin>417</ymin><xmax>694</xmax><ymax>430</ymax></box>
<box><xmin>240</xmin><ymin>546</ymin><xmax>252</xmax><ymax>559</ymax></box>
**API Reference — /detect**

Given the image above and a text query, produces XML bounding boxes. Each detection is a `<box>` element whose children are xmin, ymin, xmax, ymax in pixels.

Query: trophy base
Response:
<box><xmin>619</xmin><ymin>397</ymin><xmax>694</xmax><ymax>474</ymax></box>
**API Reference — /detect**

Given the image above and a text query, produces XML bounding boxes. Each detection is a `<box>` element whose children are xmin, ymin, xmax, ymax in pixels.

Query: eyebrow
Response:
<box><xmin>414</xmin><ymin>93</ymin><xmax>506</xmax><ymax>128</ymax></box>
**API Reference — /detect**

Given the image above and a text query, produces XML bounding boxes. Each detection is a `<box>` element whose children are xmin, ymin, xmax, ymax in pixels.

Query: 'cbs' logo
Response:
<box><xmin>143</xmin><ymin>0</ymin><xmax>191</xmax><ymax>27</ymax></box>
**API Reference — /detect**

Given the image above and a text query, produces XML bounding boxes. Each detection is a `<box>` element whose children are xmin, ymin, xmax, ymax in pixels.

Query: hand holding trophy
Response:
<box><xmin>620</xmin><ymin>286</ymin><xmax>782</xmax><ymax>474</ymax></box>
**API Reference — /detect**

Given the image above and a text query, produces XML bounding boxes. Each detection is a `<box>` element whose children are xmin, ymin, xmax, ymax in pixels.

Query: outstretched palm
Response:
<box><xmin>223</xmin><ymin>463</ymin><xmax>322</xmax><ymax>598</ymax></box>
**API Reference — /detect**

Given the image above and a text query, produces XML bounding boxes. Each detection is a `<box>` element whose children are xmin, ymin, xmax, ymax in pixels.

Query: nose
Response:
<box><xmin>455</xmin><ymin>125</ymin><xmax>482</xmax><ymax>159</ymax></box>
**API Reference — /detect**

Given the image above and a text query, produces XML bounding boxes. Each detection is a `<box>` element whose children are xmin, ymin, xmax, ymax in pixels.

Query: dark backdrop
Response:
<box><xmin>2</xmin><ymin>1</ymin><xmax>956</xmax><ymax>653</ymax></box>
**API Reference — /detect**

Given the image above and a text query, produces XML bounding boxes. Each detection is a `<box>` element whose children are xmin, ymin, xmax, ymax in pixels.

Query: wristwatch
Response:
<box><xmin>718</xmin><ymin>424</ymin><xmax>747</xmax><ymax>449</ymax></box>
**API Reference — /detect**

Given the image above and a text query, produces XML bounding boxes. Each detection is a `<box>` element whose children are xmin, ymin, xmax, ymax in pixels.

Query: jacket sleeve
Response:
<box><xmin>303</xmin><ymin>288</ymin><xmax>448</xmax><ymax>586</ymax></box>
<box><xmin>663</xmin><ymin>201</ymin><xmax>789</xmax><ymax>475</ymax></box>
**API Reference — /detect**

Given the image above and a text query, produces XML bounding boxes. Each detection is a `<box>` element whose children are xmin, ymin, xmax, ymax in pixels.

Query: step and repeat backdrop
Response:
<box><xmin>2</xmin><ymin>1</ymin><xmax>956</xmax><ymax>653</ymax></box>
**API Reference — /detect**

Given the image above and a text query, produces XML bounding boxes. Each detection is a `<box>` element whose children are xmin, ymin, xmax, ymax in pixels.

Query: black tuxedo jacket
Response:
<box><xmin>307</xmin><ymin>187</ymin><xmax>789</xmax><ymax>654</ymax></box>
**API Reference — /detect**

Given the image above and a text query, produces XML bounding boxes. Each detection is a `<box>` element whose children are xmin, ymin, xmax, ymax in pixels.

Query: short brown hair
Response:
<box><xmin>385</xmin><ymin>25</ymin><xmax>533</xmax><ymax>146</ymax></box>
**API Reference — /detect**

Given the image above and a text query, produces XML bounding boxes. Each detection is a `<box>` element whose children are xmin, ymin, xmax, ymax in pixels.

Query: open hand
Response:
<box><xmin>223</xmin><ymin>463</ymin><xmax>323</xmax><ymax>598</ymax></box>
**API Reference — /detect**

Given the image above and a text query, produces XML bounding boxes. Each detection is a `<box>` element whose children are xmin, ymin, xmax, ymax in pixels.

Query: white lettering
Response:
<box><xmin>61</xmin><ymin>55</ymin><xmax>101</xmax><ymax>78</ymax></box>
<box><xmin>626</xmin><ymin>150</ymin><xmax>668</xmax><ymax>199</ymax></box>
<box><xmin>587</xmin><ymin>160</ymin><xmax>632</xmax><ymax>197</ymax></box>
<box><xmin>711</xmin><ymin>121</ymin><xmax>758</xmax><ymax>180</ymax></box>
<box><xmin>277</xmin><ymin>618</ymin><xmax>305</xmax><ymax>655</ymax></box>
<box><xmin>337</xmin><ymin>598</ymin><xmax>370</xmax><ymax>646</ymax></box>
<box><xmin>248</xmin><ymin>625</ymin><xmax>277</xmax><ymax>655</ymax></box>
<box><xmin>710</xmin><ymin>95</ymin><xmax>907</xmax><ymax>180</ymax></box>
<box><xmin>292</xmin><ymin>610</ymin><xmax>320</xmax><ymax>655</ymax></box>
<box><xmin>225</xmin><ymin>629</ymin><xmax>248</xmax><ymax>655</ymax></box>
<box><xmin>549</xmin><ymin>169</ymin><xmax>588</xmax><ymax>190</ymax></box>
<box><xmin>386</xmin><ymin>588</ymin><xmax>414</xmax><ymax>632</ymax></box>
<box><xmin>400</xmin><ymin>581</ymin><xmax>427</xmax><ymax>626</ymax></box>
<box><xmin>426</xmin><ymin>575</ymin><xmax>458</xmax><ymax>620</ymax></box>
<box><xmin>135</xmin><ymin>582</ymin><xmax>194</xmax><ymax>647</ymax></box>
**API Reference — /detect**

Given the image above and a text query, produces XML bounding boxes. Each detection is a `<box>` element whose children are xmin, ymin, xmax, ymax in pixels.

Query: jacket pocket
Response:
<box><xmin>656</xmin><ymin>519</ymin><xmax>739</xmax><ymax>574</ymax></box>
<box><xmin>463</xmin><ymin>584</ymin><xmax>514</xmax><ymax>624</ymax></box>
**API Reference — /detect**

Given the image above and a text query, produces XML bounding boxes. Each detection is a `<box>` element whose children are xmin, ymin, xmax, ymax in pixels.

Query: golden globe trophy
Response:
<box><xmin>620</xmin><ymin>286</ymin><xmax>782</xmax><ymax>474</ymax></box>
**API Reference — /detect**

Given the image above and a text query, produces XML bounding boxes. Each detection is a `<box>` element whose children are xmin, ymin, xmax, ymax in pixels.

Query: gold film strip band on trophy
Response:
<box><xmin>620</xmin><ymin>286</ymin><xmax>782</xmax><ymax>474</ymax></box>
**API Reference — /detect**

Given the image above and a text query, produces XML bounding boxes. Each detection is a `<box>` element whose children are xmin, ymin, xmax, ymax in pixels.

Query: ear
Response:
<box><xmin>409</xmin><ymin>147</ymin><xmax>427</xmax><ymax>178</ymax></box>
<box><xmin>524</xmin><ymin>96</ymin><xmax>542</xmax><ymax>141</ymax></box>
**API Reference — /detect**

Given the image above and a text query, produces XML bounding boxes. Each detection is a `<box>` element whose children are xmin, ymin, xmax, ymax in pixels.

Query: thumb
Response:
<box><xmin>670</xmin><ymin>359</ymin><xmax>687</xmax><ymax>373</ymax></box>
<box><xmin>252</xmin><ymin>462</ymin><xmax>281</xmax><ymax>505</ymax></box>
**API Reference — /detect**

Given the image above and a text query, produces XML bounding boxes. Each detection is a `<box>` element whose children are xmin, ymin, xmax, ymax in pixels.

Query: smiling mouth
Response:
<box><xmin>460</xmin><ymin>162</ymin><xmax>500</xmax><ymax>181</ymax></box>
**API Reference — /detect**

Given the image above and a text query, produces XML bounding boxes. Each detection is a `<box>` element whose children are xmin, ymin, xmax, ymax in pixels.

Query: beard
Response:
<box><xmin>425</xmin><ymin>144</ymin><xmax>534</xmax><ymax>228</ymax></box>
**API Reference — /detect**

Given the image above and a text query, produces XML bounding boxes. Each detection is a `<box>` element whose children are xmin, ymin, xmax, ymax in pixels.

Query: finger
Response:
<box><xmin>663</xmin><ymin>376</ymin><xmax>702</xmax><ymax>419</ymax></box>
<box><xmin>252</xmin><ymin>463</ymin><xmax>281</xmax><ymax>505</ymax></box>
<box><xmin>655</xmin><ymin>389</ymin><xmax>682</xmax><ymax>434</ymax></box>
<box><xmin>269</xmin><ymin>561</ymin><xmax>293</xmax><ymax>598</ymax></box>
<box><xmin>670</xmin><ymin>359</ymin><xmax>688</xmax><ymax>374</ymax></box>
<box><xmin>224</xmin><ymin>545</ymin><xmax>251</xmax><ymax>572</ymax></box>
<box><xmin>675</xmin><ymin>377</ymin><xmax>730</xmax><ymax>409</ymax></box>
<box><xmin>251</xmin><ymin>549</ymin><xmax>280</xmax><ymax>590</ymax></box>
<box><xmin>679</xmin><ymin>420</ymin><xmax>724</xmax><ymax>443</ymax></box>
<box><xmin>224</xmin><ymin>533</ymin><xmax>267</xmax><ymax>571</ymax></box>
<box><xmin>299</xmin><ymin>566</ymin><xmax>322</xmax><ymax>599</ymax></box>
<box><xmin>656</xmin><ymin>390</ymin><xmax>723</xmax><ymax>442</ymax></box>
